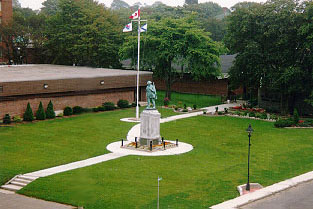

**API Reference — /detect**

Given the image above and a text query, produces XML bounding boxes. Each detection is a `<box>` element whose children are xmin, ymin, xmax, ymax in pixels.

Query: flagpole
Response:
<box><xmin>136</xmin><ymin>8</ymin><xmax>141</xmax><ymax>120</ymax></box>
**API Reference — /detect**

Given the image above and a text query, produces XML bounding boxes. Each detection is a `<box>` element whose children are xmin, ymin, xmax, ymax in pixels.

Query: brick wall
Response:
<box><xmin>0</xmin><ymin>89</ymin><xmax>135</xmax><ymax>118</ymax></box>
<box><xmin>154</xmin><ymin>78</ymin><xmax>229</xmax><ymax>96</ymax></box>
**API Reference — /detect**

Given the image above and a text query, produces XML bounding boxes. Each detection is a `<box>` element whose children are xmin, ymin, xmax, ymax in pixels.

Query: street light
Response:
<box><xmin>246</xmin><ymin>124</ymin><xmax>254</xmax><ymax>191</ymax></box>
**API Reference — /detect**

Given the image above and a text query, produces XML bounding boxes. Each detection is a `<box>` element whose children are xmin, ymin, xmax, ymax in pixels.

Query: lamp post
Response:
<box><xmin>246</xmin><ymin>124</ymin><xmax>254</xmax><ymax>191</ymax></box>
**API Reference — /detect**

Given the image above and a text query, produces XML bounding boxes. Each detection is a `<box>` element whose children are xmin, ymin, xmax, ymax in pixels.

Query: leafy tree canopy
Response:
<box><xmin>120</xmin><ymin>17</ymin><xmax>223</xmax><ymax>98</ymax></box>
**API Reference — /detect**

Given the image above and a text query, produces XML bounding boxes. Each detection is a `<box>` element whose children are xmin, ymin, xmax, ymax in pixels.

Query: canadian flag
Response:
<box><xmin>129</xmin><ymin>9</ymin><xmax>140</xmax><ymax>19</ymax></box>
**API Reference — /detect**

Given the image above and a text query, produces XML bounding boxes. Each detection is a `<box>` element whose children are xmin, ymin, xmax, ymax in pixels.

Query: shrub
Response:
<box><xmin>260</xmin><ymin>113</ymin><xmax>267</xmax><ymax>119</ymax></box>
<box><xmin>182</xmin><ymin>109</ymin><xmax>188</xmax><ymax>112</ymax></box>
<box><xmin>36</xmin><ymin>102</ymin><xmax>46</xmax><ymax>120</ymax></box>
<box><xmin>46</xmin><ymin>100</ymin><xmax>56</xmax><ymax>119</ymax></box>
<box><xmin>274</xmin><ymin>119</ymin><xmax>294</xmax><ymax>128</ymax></box>
<box><xmin>92</xmin><ymin>107</ymin><xmax>99</xmax><ymax>112</ymax></box>
<box><xmin>13</xmin><ymin>115</ymin><xmax>22</xmax><ymax>123</ymax></box>
<box><xmin>193</xmin><ymin>104</ymin><xmax>197</xmax><ymax>110</ymax></box>
<box><xmin>218</xmin><ymin>111</ymin><xmax>223</xmax><ymax>115</ymax></box>
<box><xmin>82</xmin><ymin>108</ymin><xmax>92</xmax><ymax>113</ymax></box>
<box><xmin>224</xmin><ymin>108</ymin><xmax>228</xmax><ymax>113</ymax></box>
<box><xmin>249</xmin><ymin>112</ymin><xmax>256</xmax><ymax>117</ymax></box>
<box><xmin>63</xmin><ymin>106</ymin><xmax>73</xmax><ymax>116</ymax></box>
<box><xmin>73</xmin><ymin>106</ymin><xmax>84</xmax><ymax>114</ymax></box>
<box><xmin>103</xmin><ymin>102</ymin><xmax>115</xmax><ymax>111</ymax></box>
<box><xmin>255</xmin><ymin>113</ymin><xmax>262</xmax><ymax>118</ymax></box>
<box><xmin>97</xmin><ymin>106</ymin><xmax>105</xmax><ymax>111</ymax></box>
<box><xmin>23</xmin><ymin>103</ymin><xmax>34</xmax><ymax>121</ymax></box>
<box><xmin>3</xmin><ymin>114</ymin><xmax>11</xmax><ymax>124</ymax></box>
<box><xmin>215</xmin><ymin>106</ymin><xmax>218</xmax><ymax>112</ymax></box>
<box><xmin>117</xmin><ymin>100</ymin><xmax>129</xmax><ymax>108</ymax></box>
<box><xmin>164</xmin><ymin>97</ymin><xmax>170</xmax><ymax>106</ymax></box>
<box><xmin>234</xmin><ymin>110</ymin><xmax>241</xmax><ymax>115</ymax></box>
<box><xmin>270</xmin><ymin>114</ymin><xmax>278</xmax><ymax>120</ymax></box>
<box><xmin>293</xmin><ymin>109</ymin><xmax>299</xmax><ymax>124</ymax></box>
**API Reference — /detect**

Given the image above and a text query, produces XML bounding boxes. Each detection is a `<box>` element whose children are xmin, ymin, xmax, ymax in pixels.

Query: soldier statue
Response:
<box><xmin>146</xmin><ymin>81</ymin><xmax>157</xmax><ymax>109</ymax></box>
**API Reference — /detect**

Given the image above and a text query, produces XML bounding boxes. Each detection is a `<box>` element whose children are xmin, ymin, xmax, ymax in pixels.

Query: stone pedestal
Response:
<box><xmin>140</xmin><ymin>109</ymin><xmax>161</xmax><ymax>146</ymax></box>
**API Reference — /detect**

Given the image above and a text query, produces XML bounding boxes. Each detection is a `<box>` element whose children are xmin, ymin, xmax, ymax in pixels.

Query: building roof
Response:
<box><xmin>0</xmin><ymin>64</ymin><xmax>152</xmax><ymax>83</ymax></box>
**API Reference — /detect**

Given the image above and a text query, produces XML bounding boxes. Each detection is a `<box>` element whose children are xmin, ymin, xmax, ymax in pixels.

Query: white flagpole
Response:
<box><xmin>136</xmin><ymin>8</ymin><xmax>141</xmax><ymax>120</ymax></box>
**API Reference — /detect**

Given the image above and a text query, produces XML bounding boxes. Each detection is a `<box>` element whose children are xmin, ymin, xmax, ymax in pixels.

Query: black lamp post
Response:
<box><xmin>246</xmin><ymin>124</ymin><xmax>254</xmax><ymax>191</ymax></box>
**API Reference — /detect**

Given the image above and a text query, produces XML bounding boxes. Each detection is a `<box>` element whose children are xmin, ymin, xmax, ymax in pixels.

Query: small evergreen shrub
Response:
<box><xmin>224</xmin><ymin>108</ymin><xmax>228</xmax><ymax>113</ymax></box>
<box><xmin>73</xmin><ymin>106</ymin><xmax>84</xmax><ymax>114</ymax></box>
<box><xmin>215</xmin><ymin>106</ymin><xmax>218</xmax><ymax>112</ymax></box>
<box><xmin>36</xmin><ymin>101</ymin><xmax>46</xmax><ymax>120</ymax></box>
<box><xmin>293</xmin><ymin>109</ymin><xmax>299</xmax><ymax>124</ymax></box>
<box><xmin>92</xmin><ymin>107</ymin><xmax>99</xmax><ymax>112</ymax></box>
<box><xmin>3</xmin><ymin>114</ymin><xmax>11</xmax><ymax>124</ymax></box>
<box><xmin>117</xmin><ymin>100</ymin><xmax>129</xmax><ymax>108</ymax></box>
<box><xmin>274</xmin><ymin>119</ymin><xmax>294</xmax><ymax>128</ymax></box>
<box><xmin>182</xmin><ymin>109</ymin><xmax>188</xmax><ymax>112</ymax></box>
<box><xmin>193</xmin><ymin>104</ymin><xmax>197</xmax><ymax>110</ymax></box>
<box><xmin>103</xmin><ymin>102</ymin><xmax>115</xmax><ymax>111</ymax></box>
<box><xmin>63</xmin><ymin>106</ymin><xmax>73</xmax><ymax>116</ymax></box>
<box><xmin>184</xmin><ymin>104</ymin><xmax>187</xmax><ymax>109</ymax></box>
<box><xmin>23</xmin><ymin>103</ymin><xmax>34</xmax><ymax>121</ymax></box>
<box><xmin>218</xmin><ymin>111</ymin><xmax>223</xmax><ymax>115</ymax></box>
<box><xmin>46</xmin><ymin>100</ymin><xmax>56</xmax><ymax>119</ymax></box>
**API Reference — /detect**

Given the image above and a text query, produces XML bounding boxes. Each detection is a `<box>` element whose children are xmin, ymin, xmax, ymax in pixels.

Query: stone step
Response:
<box><xmin>18</xmin><ymin>175</ymin><xmax>38</xmax><ymax>181</ymax></box>
<box><xmin>10</xmin><ymin>181</ymin><xmax>27</xmax><ymax>187</ymax></box>
<box><xmin>14</xmin><ymin>178</ymin><xmax>32</xmax><ymax>184</ymax></box>
<box><xmin>1</xmin><ymin>184</ymin><xmax>22</xmax><ymax>191</ymax></box>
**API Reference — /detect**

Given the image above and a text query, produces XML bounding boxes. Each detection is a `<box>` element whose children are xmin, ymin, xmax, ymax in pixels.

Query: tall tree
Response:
<box><xmin>111</xmin><ymin>0</ymin><xmax>129</xmax><ymax>10</ymax></box>
<box><xmin>41</xmin><ymin>0</ymin><xmax>59</xmax><ymax>16</ymax></box>
<box><xmin>120</xmin><ymin>17</ymin><xmax>222</xmax><ymax>99</ymax></box>
<box><xmin>225</xmin><ymin>0</ymin><xmax>313</xmax><ymax>113</ymax></box>
<box><xmin>44</xmin><ymin>0</ymin><xmax>122</xmax><ymax>67</ymax></box>
<box><xmin>185</xmin><ymin>0</ymin><xmax>198</xmax><ymax>5</ymax></box>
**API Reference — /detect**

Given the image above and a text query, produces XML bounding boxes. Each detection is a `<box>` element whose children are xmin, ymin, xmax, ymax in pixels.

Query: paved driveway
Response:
<box><xmin>240</xmin><ymin>180</ymin><xmax>313</xmax><ymax>209</ymax></box>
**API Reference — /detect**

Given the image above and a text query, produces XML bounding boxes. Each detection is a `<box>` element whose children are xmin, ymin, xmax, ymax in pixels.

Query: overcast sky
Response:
<box><xmin>18</xmin><ymin>0</ymin><xmax>267</xmax><ymax>11</ymax></box>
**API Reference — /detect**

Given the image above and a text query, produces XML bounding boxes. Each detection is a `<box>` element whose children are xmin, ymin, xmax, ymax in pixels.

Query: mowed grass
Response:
<box><xmin>19</xmin><ymin>116</ymin><xmax>313</xmax><ymax>209</ymax></box>
<box><xmin>156</xmin><ymin>91</ymin><xmax>221</xmax><ymax>108</ymax></box>
<box><xmin>0</xmin><ymin>107</ymin><xmax>177</xmax><ymax>185</ymax></box>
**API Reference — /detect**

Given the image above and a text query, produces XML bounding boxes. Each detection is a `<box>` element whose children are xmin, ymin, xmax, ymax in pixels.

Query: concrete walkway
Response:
<box><xmin>0</xmin><ymin>192</ymin><xmax>75</xmax><ymax>209</ymax></box>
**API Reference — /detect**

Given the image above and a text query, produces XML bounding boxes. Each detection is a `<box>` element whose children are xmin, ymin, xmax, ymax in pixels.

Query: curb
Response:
<box><xmin>210</xmin><ymin>170</ymin><xmax>313</xmax><ymax>209</ymax></box>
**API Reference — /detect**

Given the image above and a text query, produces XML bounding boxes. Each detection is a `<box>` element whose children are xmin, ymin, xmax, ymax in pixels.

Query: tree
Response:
<box><xmin>44</xmin><ymin>0</ymin><xmax>122</xmax><ymax>68</ymax></box>
<box><xmin>13</xmin><ymin>0</ymin><xmax>21</xmax><ymax>8</ymax></box>
<box><xmin>46</xmin><ymin>100</ymin><xmax>56</xmax><ymax>119</ymax></box>
<box><xmin>120</xmin><ymin>17</ymin><xmax>222</xmax><ymax>99</ymax></box>
<box><xmin>185</xmin><ymin>0</ymin><xmax>198</xmax><ymax>5</ymax></box>
<box><xmin>23</xmin><ymin>103</ymin><xmax>34</xmax><ymax>121</ymax></box>
<box><xmin>111</xmin><ymin>0</ymin><xmax>129</xmax><ymax>10</ymax></box>
<box><xmin>225</xmin><ymin>0</ymin><xmax>313</xmax><ymax>113</ymax></box>
<box><xmin>41</xmin><ymin>0</ymin><xmax>59</xmax><ymax>16</ymax></box>
<box><xmin>36</xmin><ymin>101</ymin><xmax>46</xmax><ymax>120</ymax></box>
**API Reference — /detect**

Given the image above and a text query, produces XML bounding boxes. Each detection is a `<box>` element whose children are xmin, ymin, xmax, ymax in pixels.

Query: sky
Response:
<box><xmin>18</xmin><ymin>0</ymin><xmax>267</xmax><ymax>11</ymax></box>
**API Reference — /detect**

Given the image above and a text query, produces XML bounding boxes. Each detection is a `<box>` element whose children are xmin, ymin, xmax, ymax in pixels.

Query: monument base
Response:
<box><xmin>140</xmin><ymin>137</ymin><xmax>161</xmax><ymax>146</ymax></box>
<box><xmin>140</xmin><ymin>109</ymin><xmax>161</xmax><ymax>146</ymax></box>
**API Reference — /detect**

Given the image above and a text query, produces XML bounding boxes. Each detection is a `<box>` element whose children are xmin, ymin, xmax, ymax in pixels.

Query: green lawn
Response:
<box><xmin>16</xmin><ymin>116</ymin><xmax>313</xmax><ymax>209</ymax></box>
<box><xmin>156</xmin><ymin>91</ymin><xmax>221</xmax><ymax>108</ymax></box>
<box><xmin>0</xmin><ymin>107</ymin><xmax>176</xmax><ymax>185</ymax></box>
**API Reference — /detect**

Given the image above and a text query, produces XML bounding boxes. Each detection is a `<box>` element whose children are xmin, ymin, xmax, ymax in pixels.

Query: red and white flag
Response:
<box><xmin>129</xmin><ymin>9</ymin><xmax>140</xmax><ymax>19</ymax></box>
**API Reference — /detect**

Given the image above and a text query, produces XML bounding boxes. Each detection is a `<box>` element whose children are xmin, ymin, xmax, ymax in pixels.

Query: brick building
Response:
<box><xmin>0</xmin><ymin>0</ymin><xmax>13</xmax><ymax>63</ymax></box>
<box><xmin>0</xmin><ymin>65</ymin><xmax>152</xmax><ymax>118</ymax></box>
